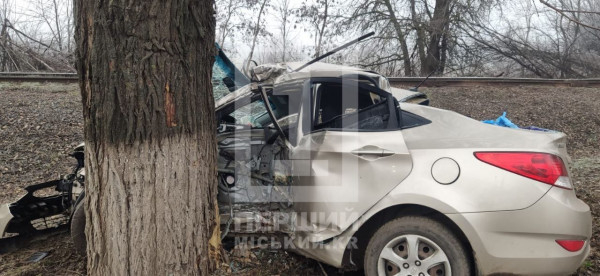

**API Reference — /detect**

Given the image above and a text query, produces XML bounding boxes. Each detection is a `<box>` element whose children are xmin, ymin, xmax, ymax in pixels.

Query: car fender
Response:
<box><xmin>396</xmin><ymin>148</ymin><xmax>551</xmax><ymax>213</ymax></box>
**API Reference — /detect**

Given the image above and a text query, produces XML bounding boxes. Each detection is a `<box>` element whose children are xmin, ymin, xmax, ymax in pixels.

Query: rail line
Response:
<box><xmin>388</xmin><ymin>77</ymin><xmax>600</xmax><ymax>88</ymax></box>
<box><xmin>0</xmin><ymin>72</ymin><xmax>78</xmax><ymax>83</ymax></box>
<box><xmin>0</xmin><ymin>73</ymin><xmax>600</xmax><ymax>88</ymax></box>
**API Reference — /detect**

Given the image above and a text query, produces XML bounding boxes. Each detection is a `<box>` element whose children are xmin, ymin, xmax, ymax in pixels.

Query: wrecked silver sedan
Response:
<box><xmin>0</xmin><ymin>48</ymin><xmax>591</xmax><ymax>275</ymax></box>
<box><xmin>211</xmin><ymin>62</ymin><xmax>591</xmax><ymax>275</ymax></box>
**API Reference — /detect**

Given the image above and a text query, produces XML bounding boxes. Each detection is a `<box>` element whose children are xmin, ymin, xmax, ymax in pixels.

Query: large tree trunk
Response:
<box><xmin>383</xmin><ymin>0</ymin><xmax>414</xmax><ymax>76</ymax></box>
<box><xmin>75</xmin><ymin>0</ymin><xmax>219</xmax><ymax>275</ymax></box>
<box><xmin>423</xmin><ymin>0</ymin><xmax>452</xmax><ymax>75</ymax></box>
<box><xmin>410</xmin><ymin>0</ymin><xmax>428</xmax><ymax>75</ymax></box>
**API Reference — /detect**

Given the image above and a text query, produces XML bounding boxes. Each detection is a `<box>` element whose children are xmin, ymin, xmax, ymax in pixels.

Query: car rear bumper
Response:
<box><xmin>449</xmin><ymin>187</ymin><xmax>592</xmax><ymax>275</ymax></box>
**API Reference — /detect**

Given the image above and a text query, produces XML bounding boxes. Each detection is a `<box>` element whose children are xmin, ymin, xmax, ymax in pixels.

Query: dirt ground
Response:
<box><xmin>0</xmin><ymin>83</ymin><xmax>598</xmax><ymax>275</ymax></box>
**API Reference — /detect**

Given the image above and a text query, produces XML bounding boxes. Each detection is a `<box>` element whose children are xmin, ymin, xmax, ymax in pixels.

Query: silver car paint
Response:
<box><xmin>288</xmin><ymin>102</ymin><xmax>590</xmax><ymax>274</ymax></box>
<box><xmin>291</xmin><ymin>178</ymin><xmax>590</xmax><ymax>274</ymax></box>
<box><xmin>449</xmin><ymin>186</ymin><xmax>591</xmax><ymax>275</ymax></box>
<box><xmin>290</xmin><ymin>130</ymin><xmax>413</xmax><ymax>242</ymax></box>
<box><xmin>399</xmin><ymin>103</ymin><xmax>566</xmax><ymax>212</ymax></box>
<box><xmin>286</xmin><ymin>90</ymin><xmax>566</xmax><ymax>239</ymax></box>
<box><xmin>214</xmin><ymin>64</ymin><xmax>590</xmax><ymax>274</ymax></box>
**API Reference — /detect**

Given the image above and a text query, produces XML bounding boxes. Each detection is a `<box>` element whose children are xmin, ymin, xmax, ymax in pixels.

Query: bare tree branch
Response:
<box><xmin>539</xmin><ymin>0</ymin><xmax>600</xmax><ymax>31</ymax></box>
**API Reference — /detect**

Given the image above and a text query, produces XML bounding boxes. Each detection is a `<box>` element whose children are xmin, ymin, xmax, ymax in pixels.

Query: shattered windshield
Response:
<box><xmin>213</xmin><ymin>64</ymin><xmax>234</xmax><ymax>101</ymax></box>
<box><xmin>212</xmin><ymin>46</ymin><xmax>249</xmax><ymax>101</ymax></box>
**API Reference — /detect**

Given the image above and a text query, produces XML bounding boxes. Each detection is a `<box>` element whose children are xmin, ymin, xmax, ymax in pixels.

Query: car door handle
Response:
<box><xmin>351</xmin><ymin>146</ymin><xmax>395</xmax><ymax>158</ymax></box>
<box><xmin>351</xmin><ymin>149</ymin><xmax>382</xmax><ymax>156</ymax></box>
<box><xmin>381</xmin><ymin>150</ymin><xmax>395</xmax><ymax>157</ymax></box>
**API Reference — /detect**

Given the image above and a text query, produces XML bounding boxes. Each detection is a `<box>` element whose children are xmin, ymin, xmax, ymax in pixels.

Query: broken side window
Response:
<box><xmin>312</xmin><ymin>82</ymin><xmax>391</xmax><ymax>131</ymax></box>
<box><xmin>224</xmin><ymin>81</ymin><xmax>303</xmax><ymax>132</ymax></box>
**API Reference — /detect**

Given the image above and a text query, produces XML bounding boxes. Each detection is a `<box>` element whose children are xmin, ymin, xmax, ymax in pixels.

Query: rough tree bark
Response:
<box><xmin>383</xmin><ymin>0</ymin><xmax>413</xmax><ymax>76</ymax></box>
<box><xmin>423</xmin><ymin>0</ymin><xmax>452</xmax><ymax>75</ymax></box>
<box><xmin>75</xmin><ymin>0</ymin><xmax>220</xmax><ymax>275</ymax></box>
<box><xmin>410</xmin><ymin>0</ymin><xmax>427</xmax><ymax>73</ymax></box>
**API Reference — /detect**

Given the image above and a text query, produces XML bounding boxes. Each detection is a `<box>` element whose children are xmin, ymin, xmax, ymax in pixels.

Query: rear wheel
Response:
<box><xmin>70</xmin><ymin>201</ymin><xmax>86</xmax><ymax>256</ymax></box>
<box><xmin>364</xmin><ymin>216</ymin><xmax>471</xmax><ymax>276</ymax></box>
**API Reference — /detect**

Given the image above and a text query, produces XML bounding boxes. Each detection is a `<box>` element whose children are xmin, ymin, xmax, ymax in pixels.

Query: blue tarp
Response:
<box><xmin>482</xmin><ymin>112</ymin><xmax>519</xmax><ymax>129</ymax></box>
<box><xmin>483</xmin><ymin>112</ymin><xmax>556</xmax><ymax>132</ymax></box>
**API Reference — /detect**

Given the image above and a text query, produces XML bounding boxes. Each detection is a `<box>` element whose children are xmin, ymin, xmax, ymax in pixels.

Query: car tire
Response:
<box><xmin>70</xmin><ymin>201</ymin><xmax>86</xmax><ymax>256</ymax></box>
<box><xmin>364</xmin><ymin>216</ymin><xmax>471</xmax><ymax>276</ymax></box>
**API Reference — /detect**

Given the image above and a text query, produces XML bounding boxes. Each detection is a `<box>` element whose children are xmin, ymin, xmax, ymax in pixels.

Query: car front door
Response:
<box><xmin>289</xmin><ymin>78</ymin><xmax>413</xmax><ymax>241</ymax></box>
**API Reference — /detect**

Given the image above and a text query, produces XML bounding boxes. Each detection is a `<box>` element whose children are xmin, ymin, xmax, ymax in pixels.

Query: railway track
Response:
<box><xmin>0</xmin><ymin>72</ymin><xmax>600</xmax><ymax>88</ymax></box>
<box><xmin>0</xmin><ymin>72</ymin><xmax>78</xmax><ymax>83</ymax></box>
<box><xmin>388</xmin><ymin>77</ymin><xmax>600</xmax><ymax>88</ymax></box>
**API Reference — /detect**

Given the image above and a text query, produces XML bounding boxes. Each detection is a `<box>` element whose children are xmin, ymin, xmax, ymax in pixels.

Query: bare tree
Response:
<box><xmin>216</xmin><ymin>0</ymin><xmax>247</xmax><ymax>50</ymax></box>
<box><xmin>463</xmin><ymin>0</ymin><xmax>600</xmax><ymax>78</ymax></box>
<box><xmin>246</xmin><ymin>0</ymin><xmax>269</xmax><ymax>70</ymax></box>
<box><xmin>299</xmin><ymin>0</ymin><xmax>335</xmax><ymax>58</ymax></box>
<box><xmin>0</xmin><ymin>0</ymin><xmax>74</xmax><ymax>72</ymax></box>
<box><xmin>274</xmin><ymin>0</ymin><xmax>293</xmax><ymax>62</ymax></box>
<box><xmin>421</xmin><ymin>0</ymin><xmax>452</xmax><ymax>75</ymax></box>
<box><xmin>75</xmin><ymin>0</ymin><xmax>220</xmax><ymax>274</ymax></box>
<box><xmin>255</xmin><ymin>37</ymin><xmax>304</xmax><ymax>64</ymax></box>
<box><xmin>540</xmin><ymin>0</ymin><xmax>600</xmax><ymax>31</ymax></box>
<box><xmin>26</xmin><ymin>0</ymin><xmax>72</xmax><ymax>53</ymax></box>
<box><xmin>1</xmin><ymin>0</ymin><xmax>599</xmax><ymax>78</ymax></box>
<box><xmin>339</xmin><ymin>0</ymin><xmax>500</xmax><ymax>76</ymax></box>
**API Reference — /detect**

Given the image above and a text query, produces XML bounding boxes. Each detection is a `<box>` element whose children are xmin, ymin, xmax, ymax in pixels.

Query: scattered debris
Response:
<box><xmin>319</xmin><ymin>262</ymin><xmax>329</xmax><ymax>276</ymax></box>
<box><xmin>26</xmin><ymin>251</ymin><xmax>49</xmax><ymax>263</ymax></box>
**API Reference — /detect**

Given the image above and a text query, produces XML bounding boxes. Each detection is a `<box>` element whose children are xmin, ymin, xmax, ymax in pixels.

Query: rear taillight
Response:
<box><xmin>474</xmin><ymin>152</ymin><xmax>572</xmax><ymax>189</ymax></box>
<box><xmin>556</xmin><ymin>240</ymin><xmax>585</xmax><ymax>252</ymax></box>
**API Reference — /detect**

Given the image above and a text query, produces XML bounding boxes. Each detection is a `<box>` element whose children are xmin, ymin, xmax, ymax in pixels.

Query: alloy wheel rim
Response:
<box><xmin>377</xmin><ymin>234</ymin><xmax>451</xmax><ymax>276</ymax></box>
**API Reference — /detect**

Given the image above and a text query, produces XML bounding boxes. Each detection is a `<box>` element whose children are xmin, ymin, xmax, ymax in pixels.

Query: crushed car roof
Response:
<box><xmin>215</xmin><ymin>62</ymin><xmax>405</xmax><ymax>109</ymax></box>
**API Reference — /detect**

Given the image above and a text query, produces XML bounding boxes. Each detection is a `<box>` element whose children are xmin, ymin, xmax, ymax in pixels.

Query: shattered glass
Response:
<box><xmin>213</xmin><ymin>64</ymin><xmax>235</xmax><ymax>101</ymax></box>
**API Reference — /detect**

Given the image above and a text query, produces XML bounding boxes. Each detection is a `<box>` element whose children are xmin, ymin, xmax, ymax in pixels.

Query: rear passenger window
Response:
<box><xmin>312</xmin><ymin>82</ymin><xmax>391</xmax><ymax>131</ymax></box>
